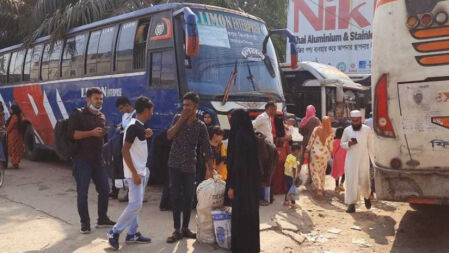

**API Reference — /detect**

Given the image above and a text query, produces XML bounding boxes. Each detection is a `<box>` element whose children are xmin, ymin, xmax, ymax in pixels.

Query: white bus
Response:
<box><xmin>372</xmin><ymin>0</ymin><xmax>449</xmax><ymax>208</ymax></box>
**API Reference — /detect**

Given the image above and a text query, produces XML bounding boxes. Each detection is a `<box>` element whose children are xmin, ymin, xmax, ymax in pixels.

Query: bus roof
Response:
<box><xmin>282</xmin><ymin>61</ymin><xmax>368</xmax><ymax>91</ymax></box>
<box><xmin>0</xmin><ymin>3</ymin><xmax>264</xmax><ymax>54</ymax></box>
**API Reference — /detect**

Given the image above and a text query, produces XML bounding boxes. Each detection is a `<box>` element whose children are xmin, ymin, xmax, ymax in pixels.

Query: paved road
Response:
<box><xmin>1</xmin><ymin>159</ymin><xmax>449</xmax><ymax>253</ymax></box>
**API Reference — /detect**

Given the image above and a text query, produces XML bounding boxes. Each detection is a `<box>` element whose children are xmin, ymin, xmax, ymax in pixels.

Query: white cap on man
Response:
<box><xmin>350</xmin><ymin>110</ymin><xmax>362</xmax><ymax>118</ymax></box>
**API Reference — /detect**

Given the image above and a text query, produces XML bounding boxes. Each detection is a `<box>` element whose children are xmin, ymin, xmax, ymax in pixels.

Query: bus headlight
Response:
<box><xmin>435</xmin><ymin>11</ymin><xmax>448</xmax><ymax>25</ymax></box>
<box><xmin>407</xmin><ymin>16</ymin><xmax>420</xmax><ymax>29</ymax></box>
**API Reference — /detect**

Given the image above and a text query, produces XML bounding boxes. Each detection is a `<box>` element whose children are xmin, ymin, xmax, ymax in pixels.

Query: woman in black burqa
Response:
<box><xmin>226</xmin><ymin>109</ymin><xmax>260</xmax><ymax>253</ymax></box>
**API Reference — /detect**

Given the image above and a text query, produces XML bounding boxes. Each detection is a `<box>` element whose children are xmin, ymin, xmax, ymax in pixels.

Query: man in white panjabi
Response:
<box><xmin>341</xmin><ymin>110</ymin><xmax>374</xmax><ymax>213</ymax></box>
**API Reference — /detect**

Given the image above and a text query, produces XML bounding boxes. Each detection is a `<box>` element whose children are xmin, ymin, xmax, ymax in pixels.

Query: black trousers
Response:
<box><xmin>169</xmin><ymin>167</ymin><xmax>195</xmax><ymax>229</ymax></box>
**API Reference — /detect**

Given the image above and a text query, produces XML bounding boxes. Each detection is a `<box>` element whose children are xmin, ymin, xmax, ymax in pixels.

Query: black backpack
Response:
<box><xmin>54</xmin><ymin>109</ymin><xmax>80</xmax><ymax>160</ymax></box>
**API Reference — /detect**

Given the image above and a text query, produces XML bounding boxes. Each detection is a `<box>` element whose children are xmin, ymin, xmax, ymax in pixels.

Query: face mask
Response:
<box><xmin>88</xmin><ymin>103</ymin><xmax>102</xmax><ymax>112</ymax></box>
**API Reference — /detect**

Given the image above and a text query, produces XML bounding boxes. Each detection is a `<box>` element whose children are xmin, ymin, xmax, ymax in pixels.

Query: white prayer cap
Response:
<box><xmin>350</xmin><ymin>110</ymin><xmax>362</xmax><ymax>118</ymax></box>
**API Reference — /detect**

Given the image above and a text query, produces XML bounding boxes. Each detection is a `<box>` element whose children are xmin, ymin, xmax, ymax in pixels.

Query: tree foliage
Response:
<box><xmin>1</xmin><ymin>0</ymin><xmax>289</xmax><ymax>60</ymax></box>
<box><xmin>0</xmin><ymin>0</ymin><xmax>38</xmax><ymax>48</ymax></box>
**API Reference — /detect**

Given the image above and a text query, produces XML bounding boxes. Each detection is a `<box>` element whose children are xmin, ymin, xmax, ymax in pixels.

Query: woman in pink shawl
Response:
<box><xmin>298</xmin><ymin>105</ymin><xmax>321</xmax><ymax>181</ymax></box>
<box><xmin>331</xmin><ymin>128</ymin><xmax>346</xmax><ymax>192</ymax></box>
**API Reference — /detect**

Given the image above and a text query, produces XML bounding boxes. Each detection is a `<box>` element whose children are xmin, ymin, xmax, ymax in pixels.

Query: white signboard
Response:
<box><xmin>287</xmin><ymin>0</ymin><xmax>377</xmax><ymax>74</ymax></box>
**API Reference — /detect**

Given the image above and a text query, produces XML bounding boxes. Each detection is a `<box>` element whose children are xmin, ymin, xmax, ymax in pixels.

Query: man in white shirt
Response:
<box><xmin>109</xmin><ymin>96</ymin><xmax>136</xmax><ymax>200</ymax></box>
<box><xmin>252</xmin><ymin>102</ymin><xmax>277</xmax><ymax>144</ymax></box>
<box><xmin>341</xmin><ymin>110</ymin><xmax>374</xmax><ymax>213</ymax></box>
<box><xmin>108</xmin><ymin>96</ymin><xmax>154</xmax><ymax>250</ymax></box>
<box><xmin>116</xmin><ymin>96</ymin><xmax>136</xmax><ymax>129</ymax></box>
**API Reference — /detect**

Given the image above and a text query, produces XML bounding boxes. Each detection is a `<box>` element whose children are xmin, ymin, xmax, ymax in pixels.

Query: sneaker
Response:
<box><xmin>182</xmin><ymin>228</ymin><xmax>196</xmax><ymax>239</ymax></box>
<box><xmin>346</xmin><ymin>204</ymin><xmax>356</xmax><ymax>213</ymax></box>
<box><xmin>80</xmin><ymin>223</ymin><xmax>91</xmax><ymax>234</ymax></box>
<box><xmin>108</xmin><ymin>229</ymin><xmax>120</xmax><ymax>250</ymax></box>
<box><xmin>96</xmin><ymin>217</ymin><xmax>116</xmax><ymax>228</ymax></box>
<box><xmin>364</xmin><ymin>198</ymin><xmax>372</xmax><ymax>209</ymax></box>
<box><xmin>126</xmin><ymin>232</ymin><xmax>152</xmax><ymax>244</ymax></box>
<box><xmin>166</xmin><ymin>230</ymin><xmax>183</xmax><ymax>243</ymax></box>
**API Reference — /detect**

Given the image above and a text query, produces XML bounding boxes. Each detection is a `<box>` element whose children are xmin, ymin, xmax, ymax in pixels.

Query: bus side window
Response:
<box><xmin>97</xmin><ymin>26</ymin><xmax>118</xmax><ymax>75</ymax></box>
<box><xmin>8</xmin><ymin>51</ymin><xmax>18</xmax><ymax>83</ymax></box>
<box><xmin>0</xmin><ymin>53</ymin><xmax>10</xmax><ymax>84</ymax></box>
<box><xmin>151</xmin><ymin>52</ymin><xmax>162</xmax><ymax>86</ymax></box>
<box><xmin>41</xmin><ymin>44</ymin><xmax>51</xmax><ymax>81</ymax></box>
<box><xmin>133</xmin><ymin>21</ymin><xmax>149</xmax><ymax>70</ymax></box>
<box><xmin>150</xmin><ymin>50</ymin><xmax>176</xmax><ymax>88</ymax></box>
<box><xmin>30</xmin><ymin>45</ymin><xmax>43</xmax><ymax>81</ymax></box>
<box><xmin>116</xmin><ymin>21</ymin><xmax>138</xmax><ymax>73</ymax></box>
<box><xmin>86</xmin><ymin>30</ymin><xmax>101</xmax><ymax>75</ymax></box>
<box><xmin>11</xmin><ymin>50</ymin><xmax>26</xmax><ymax>83</ymax></box>
<box><xmin>48</xmin><ymin>41</ymin><xmax>63</xmax><ymax>80</ymax></box>
<box><xmin>63</xmin><ymin>34</ymin><xmax>87</xmax><ymax>78</ymax></box>
<box><xmin>23</xmin><ymin>48</ymin><xmax>33</xmax><ymax>82</ymax></box>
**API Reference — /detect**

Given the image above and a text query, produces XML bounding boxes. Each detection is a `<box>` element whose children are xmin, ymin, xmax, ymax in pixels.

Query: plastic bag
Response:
<box><xmin>287</xmin><ymin>184</ymin><xmax>299</xmax><ymax>201</ymax></box>
<box><xmin>212</xmin><ymin>207</ymin><xmax>232</xmax><ymax>249</ymax></box>
<box><xmin>196</xmin><ymin>176</ymin><xmax>226</xmax><ymax>244</ymax></box>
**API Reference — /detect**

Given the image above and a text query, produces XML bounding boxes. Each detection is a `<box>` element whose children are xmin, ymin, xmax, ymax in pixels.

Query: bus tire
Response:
<box><xmin>23</xmin><ymin>125</ymin><xmax>43</xmax><ymax>161</ymax></box>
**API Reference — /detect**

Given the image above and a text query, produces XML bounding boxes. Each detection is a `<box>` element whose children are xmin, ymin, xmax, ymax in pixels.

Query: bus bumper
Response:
<box><xmin>374</xmin><ymin>165</ymin><xmax>449</xmax><ymax>205</ymax></box>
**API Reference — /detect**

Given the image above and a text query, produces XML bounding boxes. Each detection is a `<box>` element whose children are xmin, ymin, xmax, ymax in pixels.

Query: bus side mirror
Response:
<box><xmin>263</xmin><ymin>29</ymin><xmax>298</xmax><ymax>69</ymax></box>
<box><xmin>174</xmin><ymin>7</ymin><xmax>200</xmax><ymax>57</ymax></box>
<box><xmin>289</xmin><ymin>41</ymin><xmax>298</xmax><ymax>69</ymax></box>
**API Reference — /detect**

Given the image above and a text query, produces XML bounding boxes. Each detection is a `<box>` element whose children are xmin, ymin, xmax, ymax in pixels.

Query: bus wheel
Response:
<box><xmin>24</xmin><ymin>125</ymin><xmax>43</xmax><ymax>161</ymax></box>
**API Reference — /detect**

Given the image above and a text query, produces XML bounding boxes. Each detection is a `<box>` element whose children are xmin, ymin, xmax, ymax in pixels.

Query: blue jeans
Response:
<box><xmin>285</xmin><ymin>175</ymin><xmax>295</xmax><ymax>204</ymax></box>
<box><xmin>169</xmin><ymin>167</ymin><xmax>195</xmax><ymax>230</ymax></box>
<box><xmin>72</xmin><ymin>159</ymin><xmax>110</xmax><ymax>224</ymax></box>
<box><xmin>112</xmin><ymin>168</ymin><xmax>149</xmax><ymax>235</ymax></box>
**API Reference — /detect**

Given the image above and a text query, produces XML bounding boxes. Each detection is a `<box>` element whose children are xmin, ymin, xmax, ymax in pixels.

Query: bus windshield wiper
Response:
<box><xmin>221</xmin><ymin>61</ymin><xmax>238</xmax><ymax>105</ymax></box>
<box><xmin>247</xmin><ymin>64</ymin><xmax>276</xmax><ymax>101</ymax></box>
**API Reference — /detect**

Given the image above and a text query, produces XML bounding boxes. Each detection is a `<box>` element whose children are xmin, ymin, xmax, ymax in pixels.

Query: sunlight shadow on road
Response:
<box><xmin>390</xmin><ymin>208</ymin><xmax>449</xmax><ymax>253</ymax></box>
<box><xmin>350</xmin><ymin>211</ymin><xmax>396</xmax><ymax>245</ymax></box>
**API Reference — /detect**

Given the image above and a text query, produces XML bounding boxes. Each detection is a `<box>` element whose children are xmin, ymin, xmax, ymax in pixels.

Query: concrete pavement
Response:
<box><xmin>0</xmin><ymin>160</ymin><xmax>301</xmax><ymax>253</ymax></box>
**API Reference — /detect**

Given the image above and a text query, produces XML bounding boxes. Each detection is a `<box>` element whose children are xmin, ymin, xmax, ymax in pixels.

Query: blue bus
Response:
<box><xmin>0</xmin><ymin>3</ymin><xmax>295</xmax><ymax>159</ymax></box>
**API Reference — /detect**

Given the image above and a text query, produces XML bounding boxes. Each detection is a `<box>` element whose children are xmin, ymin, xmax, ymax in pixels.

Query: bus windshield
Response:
<box><xmin>187</xmin><ymin>10</ymin><xmax>284</xmax><ymax>101</ymax></box>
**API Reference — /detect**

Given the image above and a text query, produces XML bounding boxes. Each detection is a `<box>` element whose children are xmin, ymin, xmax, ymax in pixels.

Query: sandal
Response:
<box><xmin>166</xmin><ymin>230</ymin><xmax>182</xmax><ymax>243</ymax></box>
